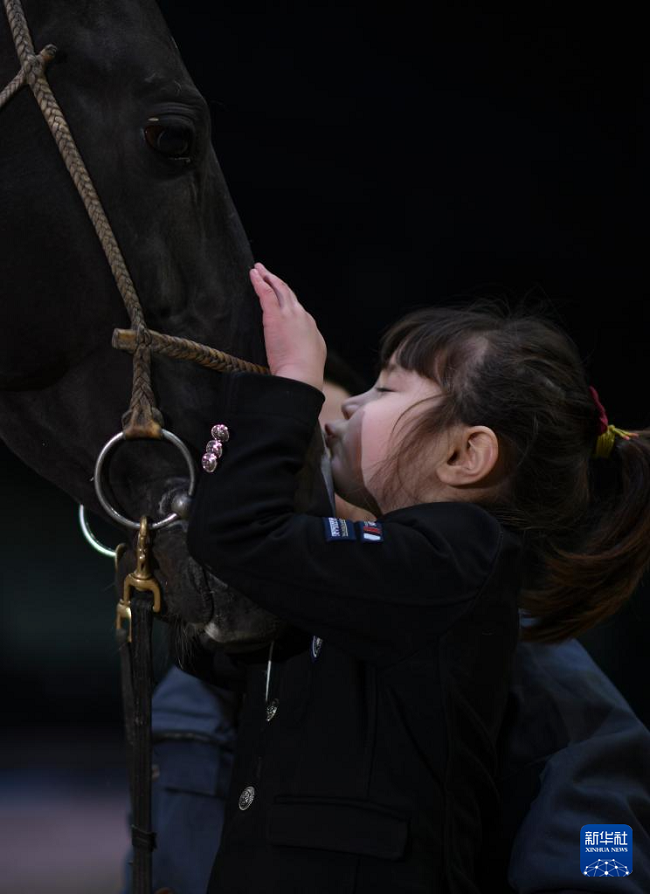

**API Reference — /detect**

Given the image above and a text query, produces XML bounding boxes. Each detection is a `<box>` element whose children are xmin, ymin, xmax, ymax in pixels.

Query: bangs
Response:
<box><xmin>376</xmin><ymin>306</ymin><xmax>496</xmax><ymax>391</ymax></box>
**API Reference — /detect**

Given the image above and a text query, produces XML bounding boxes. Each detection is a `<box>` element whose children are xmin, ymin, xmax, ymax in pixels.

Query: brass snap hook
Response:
<box><xmin>116</xmin><ymin>516</ymin><xmax>162</xmax><ymax>641</ymax></box>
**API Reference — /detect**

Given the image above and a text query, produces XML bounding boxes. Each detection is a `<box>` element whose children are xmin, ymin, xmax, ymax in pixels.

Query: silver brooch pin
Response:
<box><xmin>201</xmin><ymin>423</ymin><xmax>230</xmax><ymax>473</ymax></box>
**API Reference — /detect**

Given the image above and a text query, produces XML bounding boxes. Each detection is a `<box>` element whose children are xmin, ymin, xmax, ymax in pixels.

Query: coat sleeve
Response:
<box><xmin>186</xmin><ymin>371</ymin><xmax>507</xmax><ymax>662</ymax></box>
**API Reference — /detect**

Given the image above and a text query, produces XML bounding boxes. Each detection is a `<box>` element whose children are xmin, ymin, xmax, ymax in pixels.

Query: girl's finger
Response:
<box><xmin>255</xmin><ymin>263</ymin><xmax>299</xmax><ymax>307</ymax></box>
<box><xmin>250</xmin><ymin>268</ymin><xmax>284</xmax><ymax>308</ymax></box>
<box><xmin>254</xmin><ymin>265</ymin><xmax>287</xmax><ymax>306</ymax></box>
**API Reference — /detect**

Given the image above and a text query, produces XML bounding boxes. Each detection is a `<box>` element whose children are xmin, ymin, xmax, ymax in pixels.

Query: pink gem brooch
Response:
<box><xmin>201</xmin><ymin>424</ymin><xmax>230</xmax><ymax>473</ymax></box>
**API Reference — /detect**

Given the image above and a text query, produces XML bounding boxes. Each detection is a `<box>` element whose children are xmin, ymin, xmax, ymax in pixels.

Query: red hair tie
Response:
<box><xmin>588</xmin><ymin>385</ymin><xmax>638</xmax><ymax>459</ymax></box>
<box><xmin>588</xmin><ymin>386</ymin><xmax>609</xmax><ymax>436</ymax></box>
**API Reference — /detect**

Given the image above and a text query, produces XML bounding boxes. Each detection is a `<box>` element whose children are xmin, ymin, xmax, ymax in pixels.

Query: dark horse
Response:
<box><xmin>0</xmin><ymin>0</ymin><xmax>330</xmax><ymax>645</ymax></box>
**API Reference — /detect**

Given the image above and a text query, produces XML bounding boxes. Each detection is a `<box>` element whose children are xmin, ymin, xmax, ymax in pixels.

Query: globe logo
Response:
<box><xmin>583</xmin><ymin>858</ymin><xmax>630</xmax><ymax>877</ymax></box>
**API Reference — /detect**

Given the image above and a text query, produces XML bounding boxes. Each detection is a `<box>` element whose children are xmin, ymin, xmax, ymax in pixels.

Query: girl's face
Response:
<box><xmin>324</xmin><ymin>355</ymin><xmax>447</xmax><ymax>515</ymax></box>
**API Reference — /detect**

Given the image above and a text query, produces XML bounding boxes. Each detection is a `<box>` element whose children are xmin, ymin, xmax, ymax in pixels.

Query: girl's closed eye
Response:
<box><xmin>375</xmin><ymin>387</ymin><xmax>393</xmax><ymax>393</ymax></box>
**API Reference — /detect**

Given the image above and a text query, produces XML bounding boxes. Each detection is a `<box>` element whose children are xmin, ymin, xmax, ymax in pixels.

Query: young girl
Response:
<box><xmin>184</xmin><ymin>262</ymin><xmax>650</xmax><ymax>893</ymax></box>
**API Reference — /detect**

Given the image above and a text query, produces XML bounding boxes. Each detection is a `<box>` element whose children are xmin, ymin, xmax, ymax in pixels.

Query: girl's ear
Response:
<box><xmin>437</xmin><ymin>426</ymin><xmax>500</xmax><ymax>488</ymax></box>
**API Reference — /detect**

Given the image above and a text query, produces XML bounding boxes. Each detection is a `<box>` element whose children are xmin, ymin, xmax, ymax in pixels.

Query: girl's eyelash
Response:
<box><xmin>375</xmin><ymin>387</ymin><xmax>392</xmax><ymax>393</ymax></box>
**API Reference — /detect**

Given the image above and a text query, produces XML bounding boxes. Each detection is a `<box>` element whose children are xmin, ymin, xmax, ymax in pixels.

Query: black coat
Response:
<box><xmin>185</xmin><ymin>371</ymin><xmax>524</xmax><ymax>894</ymax></box>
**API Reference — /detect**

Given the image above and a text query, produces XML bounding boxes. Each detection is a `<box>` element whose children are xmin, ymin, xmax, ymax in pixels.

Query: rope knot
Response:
<box><xmin>135</xmin><ymin>324</ymin><xmax>153</xmax><ymax>348</ymax></box>
<box><xmin>24</xmin><ymin>46</ymin><xmax>57</xmax><ymax>85</ymax></box>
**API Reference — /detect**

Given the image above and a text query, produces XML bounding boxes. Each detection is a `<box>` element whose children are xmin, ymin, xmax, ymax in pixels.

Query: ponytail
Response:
<box><xmin>520</xmin><ymin>429</ymin><xmax>650</xmax><ymax>642</ymax></box>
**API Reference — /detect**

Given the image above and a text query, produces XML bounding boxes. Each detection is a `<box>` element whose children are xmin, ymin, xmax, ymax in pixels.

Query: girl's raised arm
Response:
<box><xmin>186</xmin><ymin>368</ymin><xmax>522</xmax><ymax>665</ymax></box>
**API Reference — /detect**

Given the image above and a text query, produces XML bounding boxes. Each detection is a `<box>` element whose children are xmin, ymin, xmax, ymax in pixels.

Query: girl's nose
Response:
<box><xmin>341</xmin><ymin>394</ymin><xmax>357</xmax><ymax>420</ymax></box>
<box><xmin>341</xmin><ymin>388</ymin><xmax>370</xmax><ymax>420</ymax></box>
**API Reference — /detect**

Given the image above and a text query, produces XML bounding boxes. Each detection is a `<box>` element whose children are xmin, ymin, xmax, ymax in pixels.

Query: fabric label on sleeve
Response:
<box><xmin>357</xmin><ymin>520</ymin><xmax>384</xmax><ymax>542</ymax></box>
<box><xmin>322</xmin><ymin>517</ymin><xmax>357</xmax><ymax>541</ymax></box>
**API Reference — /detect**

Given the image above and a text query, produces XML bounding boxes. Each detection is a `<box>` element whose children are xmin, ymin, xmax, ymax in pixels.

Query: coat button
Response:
<box><xmin>238</xmin><ymin>785</ymin><xmax>255</xmax><ymax>810</ymax></box>
<box><xmin>266</xmin><ymin>698</ymin><xmax>279</xmax><ymax>722</ymax></box>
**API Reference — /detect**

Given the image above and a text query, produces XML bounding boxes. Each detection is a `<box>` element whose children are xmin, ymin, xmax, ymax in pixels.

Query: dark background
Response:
<box><xmin>1</xmin><ymin>13</ymin><xmax>647</xmax><ymax>882</ymax></box>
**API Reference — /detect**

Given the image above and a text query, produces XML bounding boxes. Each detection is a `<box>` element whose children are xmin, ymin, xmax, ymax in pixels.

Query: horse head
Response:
<box><xmin>0</xmin><ymin>0</ymin><xmax>332</xmax><ymax>649</ymax></box>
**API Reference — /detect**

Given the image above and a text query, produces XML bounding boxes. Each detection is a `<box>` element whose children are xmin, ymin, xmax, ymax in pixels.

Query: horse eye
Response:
<box><xmin>144</xmin><ymin>123</ymin><xmax>193</xmax><ymax>161</ymax></box>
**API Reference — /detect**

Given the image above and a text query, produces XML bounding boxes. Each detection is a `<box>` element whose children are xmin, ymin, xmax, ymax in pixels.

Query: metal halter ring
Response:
<box><xmin>94</xmin><ymin>429</ymin><xmax>196</xmax><ymax>530</ymax></box>
<box><xmin>78</xmin><ymin>504</ymin><xmax>117</xmax><ymax>558</ymax></box>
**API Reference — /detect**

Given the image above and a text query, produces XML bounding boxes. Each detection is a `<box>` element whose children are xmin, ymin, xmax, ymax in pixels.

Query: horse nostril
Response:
<box><xmin>171</xmin><ymin>491</ymin><xmax>193</xmax><ymax>518</ymax></box>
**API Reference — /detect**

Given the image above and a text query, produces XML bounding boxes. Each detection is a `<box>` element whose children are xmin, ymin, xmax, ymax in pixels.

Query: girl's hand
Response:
<box><xmin>250</xmin><ymin>262</ymin><xmax>327</xmax><ymax>392</ymax></box>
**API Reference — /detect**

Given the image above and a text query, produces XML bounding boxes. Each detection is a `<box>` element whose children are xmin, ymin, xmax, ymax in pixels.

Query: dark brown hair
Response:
<box><xmin>374</xmin><ymin>300</ymin><xmax>650</xmax><ymax>643</ymax></box>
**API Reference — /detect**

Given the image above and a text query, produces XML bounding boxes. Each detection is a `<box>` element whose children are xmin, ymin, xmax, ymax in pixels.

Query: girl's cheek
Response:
<box><xmin>359</xmin><ymin>426</ymin><xmax>384</xmax><ymax>490</ymax></box>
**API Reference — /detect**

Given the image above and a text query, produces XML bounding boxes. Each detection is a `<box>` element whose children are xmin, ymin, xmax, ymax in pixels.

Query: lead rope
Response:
<box><xmin>117</xmin><ymin>517</ymin><xmax>161</xmax><ymax>894</ymax></box>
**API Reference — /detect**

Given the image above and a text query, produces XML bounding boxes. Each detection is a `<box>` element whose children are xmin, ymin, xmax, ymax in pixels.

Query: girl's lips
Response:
<box><xmin>324</xmin><ymin>423</ymin><xmax>338</xmax><ymax>445</ymax></box>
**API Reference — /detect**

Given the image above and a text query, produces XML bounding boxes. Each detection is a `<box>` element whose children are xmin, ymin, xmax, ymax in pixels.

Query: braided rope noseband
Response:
<box><xmin>0</xmin><ymin>0</ymin><xmax>269</xmax><ymax>441</ymax></box>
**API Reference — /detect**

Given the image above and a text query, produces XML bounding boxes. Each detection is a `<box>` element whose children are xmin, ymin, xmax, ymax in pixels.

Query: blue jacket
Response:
<box><xmin>501</xmin><ymin>636</ymin><xmax>650</xmax><ymax>892</ymax></box>
<box><xmin>121</xmin><ymin>669</ymin><xmax>238</xmax><ymax>894</ymax></box>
